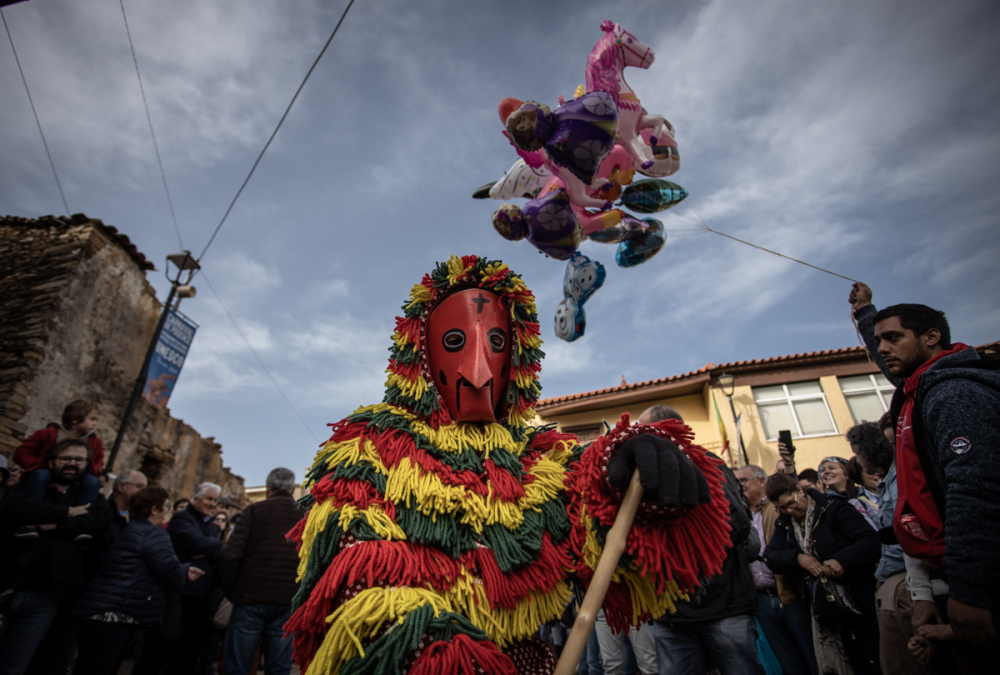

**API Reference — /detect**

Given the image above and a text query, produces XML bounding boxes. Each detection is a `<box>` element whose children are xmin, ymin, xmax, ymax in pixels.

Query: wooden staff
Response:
<box><xmin>554</xmin><ymin>470</ymin><xmax>644</xmax><ymax>675</ymax></box>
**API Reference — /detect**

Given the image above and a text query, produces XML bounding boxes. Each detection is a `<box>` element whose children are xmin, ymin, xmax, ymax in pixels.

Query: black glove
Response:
<box><xmin>607</xmin><ymin>433</ymin><xmax>711</xmax><ymax>508</ymax></box>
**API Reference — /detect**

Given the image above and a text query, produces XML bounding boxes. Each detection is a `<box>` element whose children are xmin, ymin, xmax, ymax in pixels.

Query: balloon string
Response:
<box><xmin>702</xmin><ymin>225</ymin><xmax>859</xmax><ymax>283</ymax></box>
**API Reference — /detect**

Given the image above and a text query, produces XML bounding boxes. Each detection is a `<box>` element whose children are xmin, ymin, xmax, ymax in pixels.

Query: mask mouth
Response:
<box><xmin>455</xmin><ymin>377</ymin><xmax>495</xmax><ymax>418</ymax></box>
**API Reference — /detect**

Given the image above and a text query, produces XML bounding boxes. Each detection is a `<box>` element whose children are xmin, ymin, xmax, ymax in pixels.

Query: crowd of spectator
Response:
<box><xmin>0</xmin><ymin>405</ymin><xmax>302</xmax><ymax>675</ymax></box>
<box><xmin>2</xmin><ymin>284</ymin><xmax>998</xmax><ymax>675</ymax></box>
<box><xmin>541</xmin><ymin>286</ymin><xmax>999</xmax><ymax>675</ymax></box>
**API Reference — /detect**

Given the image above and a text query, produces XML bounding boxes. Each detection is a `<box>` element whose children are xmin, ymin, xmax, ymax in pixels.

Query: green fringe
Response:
<box><xmin>395</xmin><ymin>502</ymin><xmax>477</xmax><ymax>559</ymax></box>
<box><xmin>292</xmin><ymin>513</ymin><xmax>346</xmax><ymax>610</ymax></box>
<box><xmin>333</xmin><ymin>462</ymin><xmax>388</xmax><ymax>493</ymax></box>
<box><xmin>482</xmin><ymin>508</ymin><xmax>544</xmax><ymax>573</ymax></box>
<box><xmin>540</xmin><ymin>496</ymin><xmax>571</xmax><ymax>543</ymax></box>
<box><xmin>339</xmin><ymin>604</ymin><xmax>491</xmax><ymax>675</ymax></box>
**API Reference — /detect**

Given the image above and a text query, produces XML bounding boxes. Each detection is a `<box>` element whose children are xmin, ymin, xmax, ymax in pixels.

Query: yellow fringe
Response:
<box><xmin>306</xmin><ymin>587</ymin><xmax>453</xmax><ymax>675</ymax></box>
<box><xmin>406</xmin><ymin>283</ymin><xmax>432</xmax><ymax>309</ymax></box>
<box><xmin>407</xmin><ymin>418</ymin><xmax>528</xmax><ymax>457</ymax></box>
<box><xmin>392</xmin><ymin>329</ymin><xmax>415</xmax><ymax>349</ymax></box>
<box><xmin>519</xmin><ymin>458</ymin><xmax>568</xmax><ymax>512</ymax></box>
<box><xmin>440</xmin><ymin>568</ymin><xmax>571</xmax><ymax>648</ymax></box>
<box><xmin>297</xmin><ymin>499</ymin><xmax>336</xmax><ymax>582</ymax></box>
<box><xmin>385</xmin><ymin>371</ymin><xmax>428</xmax><ymax>400</ymax></box>
<box><xmin>338</xmin><ymin>503</ymin><xmax>407</xmax><ymax>541</ymax></box>
<box><xmin>384</xmin><ymin>458</ymin><xmax>526</xmax><ymax>532</ymax></box>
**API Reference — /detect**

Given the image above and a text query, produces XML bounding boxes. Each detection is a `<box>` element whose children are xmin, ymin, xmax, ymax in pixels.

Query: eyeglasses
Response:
<box><xmin>774</xmin><ymin>496</ymin><xmax>799</xmax><ymax>513</ymax></box>
<box><xmin>53</xmin><ymin>457</ymin><xmax>87</xmax><ymax>465</ymax></box>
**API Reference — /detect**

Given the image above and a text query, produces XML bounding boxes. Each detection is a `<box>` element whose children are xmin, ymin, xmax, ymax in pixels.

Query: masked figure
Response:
<box><xmin>287</xmin><ymin>255</ymin><xmax>732</xmax><ymax>675</ymax></box>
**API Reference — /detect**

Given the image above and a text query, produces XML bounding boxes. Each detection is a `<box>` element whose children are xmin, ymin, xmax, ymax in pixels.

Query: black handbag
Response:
<box><xmin>810</xmin><ymin>574</ymin><xmax>862</xmax><ymax>629</ymax></box>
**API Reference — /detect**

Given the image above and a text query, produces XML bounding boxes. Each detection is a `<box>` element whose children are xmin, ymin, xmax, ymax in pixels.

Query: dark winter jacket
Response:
<box><xmin>857</xmin><ymin>305</ymin><xmax>1000</xmax><ymax>609</ymax></box>
<box><xmin>167</xmin><ymin>505</ymin><xmax>221</xmax><ymax>599</ymax></box>
<box><xmin>220</xmin><ymin>491</ymin><xmax>303</xmax><ymax>606</ymax></box>
<box><xmin>7</xmin><ymin>481</ymin><xmax>113</xmax><ymax>601</ymax></box>
<box><xmin>763</xmin><ymin>489</ymin><xmax>881</xmax><ymax>617</ymax></box>
<box><xmin>73</xmin><ymin>518</ymin><xmax>189</xmax><ymax>625</ymax></box>
<box><xmin>0</xmin><ymin>486</ymin><xmax>67</xmax><ymax>596</ymax></box>
<box><xmin>655</xmin><ymin>455</ymin><xmax>757</xmax><ymax>624</ymax></box>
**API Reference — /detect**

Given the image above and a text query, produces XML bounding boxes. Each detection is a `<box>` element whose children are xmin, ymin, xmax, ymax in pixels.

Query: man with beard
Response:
<box><xmin>0</xmin><ymin>438</ymin><xmax>112</xmax><ymax>675</ymax></box>
<box><xmin>850</xmin><ymin>283</ymin><xmax>1000</xmax><ymax>652</ymax></box>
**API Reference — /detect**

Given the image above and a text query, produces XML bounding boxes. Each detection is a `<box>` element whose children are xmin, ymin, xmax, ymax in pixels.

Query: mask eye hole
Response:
<box><xmin>443</xmin><ymin>329</ymin><xmax>465</xmax><ymax>352</ymax></box>
<box><xmin>487</xmin><ymin>328</ymin><xmax>506</xmax><ymax>353</ymax></box>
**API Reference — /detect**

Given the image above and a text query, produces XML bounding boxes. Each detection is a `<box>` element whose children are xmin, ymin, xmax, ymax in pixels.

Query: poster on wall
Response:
<box><xmin>143</xmin><ymin>309</ymin><xmax>198</xmax><ymax>410</ymax></box>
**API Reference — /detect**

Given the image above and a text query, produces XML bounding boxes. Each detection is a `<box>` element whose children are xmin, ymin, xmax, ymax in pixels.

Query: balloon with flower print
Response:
<box><xmin>505</xmin><ymin>92</ymin><xmax>618</xmax><ymax>185</ymax></box>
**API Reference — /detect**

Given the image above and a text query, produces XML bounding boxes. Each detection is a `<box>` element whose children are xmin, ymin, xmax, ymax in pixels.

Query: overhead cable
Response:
<box><xmin>196</xmin><ymin>0</ymin><xmax>357</xmax><ymax>263</ymax></box>
<box><xmin>200</xmin><ymin>271</ymin><xmax>321</xmax><ymax>445</ymax></box>
<box><xmin>2</xmin><ymin>8</ymin><xmax>70</xmax><ymax>215</ymax></box>
<box><xmin>118</xmin><ymin>0</ymin><xmax>184</xmax><ymax>249</ymax></box>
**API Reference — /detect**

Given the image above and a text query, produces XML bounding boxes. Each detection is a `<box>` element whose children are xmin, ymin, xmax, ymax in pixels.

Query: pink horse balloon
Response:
<box><xmin>587</xmin><ymin>21</ymin><xmax>680</xmax><ymax>177</ymax></box>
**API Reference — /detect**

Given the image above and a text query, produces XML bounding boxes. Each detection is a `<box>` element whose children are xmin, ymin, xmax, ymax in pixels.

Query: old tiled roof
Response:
<box><xmin>537</xmin><ymin>341</ymin><xmax>1000</xmax><ymax>407</ymax></box>
<box><xmin>0</xmin><ymin>213</ymin><xmax>155</xmax><ymax>271</ymax></box>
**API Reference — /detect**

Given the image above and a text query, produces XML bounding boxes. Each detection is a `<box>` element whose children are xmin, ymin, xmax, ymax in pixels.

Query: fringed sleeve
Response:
<box><xmin>563</xmin><ymin>413</ymin><xmax>732</xmax><ymax>634</ymax></box>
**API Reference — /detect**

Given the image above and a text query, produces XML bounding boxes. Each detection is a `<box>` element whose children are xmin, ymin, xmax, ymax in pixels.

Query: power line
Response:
<box><xmin>196</xmin><ymin>0</ymin><xmax>356</xmax><ymax>263</ymax></box>
<box><xmin>118</xmin><ymin>0</ymin><xmax>183</xmax><ymax>250</ymax></box>
<box><xmin>2</xmin><ymin>8</ymin><xmax>69</xmax><ymax>215</ymax></box>
<box><xmin>200</xmin><ymin>271</ymin><xmax>321</xmax><ymax>445</ymax></box>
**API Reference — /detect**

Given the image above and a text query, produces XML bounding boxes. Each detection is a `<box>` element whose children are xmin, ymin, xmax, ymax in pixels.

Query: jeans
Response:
<box><xmin>73</xmin><ymin>620</ymin><xmax>138</xmax><ymax>675</ymax></box>
<box><xmin>595</xmin><ymin>610</ymin><xmax>656</xmax><ymax>675</ymax></box>
<box><xmin>26</xmin><ymin>470</ymin><xmax>100</xmax><ymax>506</ymax></box>
<box><xmin>652</xmin><ymin>614</ymin><xmax>763</xmax><ymax>675</ymax></box>
<box><xmin>223</xmin><ymin>604</ymin><xmax>293</xmax><ymax>675</ymax></box>
<box><xmin>0</xmin><ymin>591</ymin><xmax>60</xmax><ymax>675</ymax></box>
<box><xmin>756</xmin><ymin>592</ymin><xmax>818</xmax><ymax>675</ymax></box>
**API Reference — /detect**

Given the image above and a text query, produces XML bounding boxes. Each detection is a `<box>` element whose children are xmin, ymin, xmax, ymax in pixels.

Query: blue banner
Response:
<box><xmin>143</xmin><ymin>309</ymin><xmax>197</xmax><ymax>410</ymax></box>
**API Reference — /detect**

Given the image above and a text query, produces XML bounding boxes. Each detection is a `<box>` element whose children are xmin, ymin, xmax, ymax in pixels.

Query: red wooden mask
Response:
<box><xmin>426</xmin><ymin>289</ymin><xmax>511</xmax><ymax>423</ymax></box>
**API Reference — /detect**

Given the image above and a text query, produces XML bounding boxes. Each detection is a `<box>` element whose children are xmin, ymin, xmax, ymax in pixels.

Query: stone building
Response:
<box><xmin>0</xmin><ymin>213</ymin><xmax>246</xmax><ymax>504</ymax></box>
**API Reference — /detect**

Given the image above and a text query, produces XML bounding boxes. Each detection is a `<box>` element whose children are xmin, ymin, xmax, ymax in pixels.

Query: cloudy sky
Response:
<box><xmin>2</xmin><ymin>0</ymin><xmax>998</xmax><ymax>486</ymax></box>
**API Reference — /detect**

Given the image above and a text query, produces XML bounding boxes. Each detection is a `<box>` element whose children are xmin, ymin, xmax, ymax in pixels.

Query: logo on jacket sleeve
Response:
<box><xmin>950</xmin><ymin>437</ymin><xmax>972</xmax><ymax>455</ymax></box>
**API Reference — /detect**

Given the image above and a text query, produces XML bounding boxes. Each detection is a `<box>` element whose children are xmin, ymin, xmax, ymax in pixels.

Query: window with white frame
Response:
<box><xmin>752</xmin><ymin>381</ymin><xmax>838</xmax><ymax>440</ymax></box>
<box><xmin>839</xmin><ymin>373</ymin><xmax>895</xmax><ymax>423</ymax></box>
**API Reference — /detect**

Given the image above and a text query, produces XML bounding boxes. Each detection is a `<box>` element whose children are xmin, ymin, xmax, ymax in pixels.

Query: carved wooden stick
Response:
<box><xmin>554</xmin><ymin>470</ymin><xmax>644</xmax><ymax>675</ymax></box>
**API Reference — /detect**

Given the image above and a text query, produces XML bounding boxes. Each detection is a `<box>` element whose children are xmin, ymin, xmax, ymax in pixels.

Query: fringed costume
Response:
<box><xmin>286</xmin><ymin>255</ymin><xmax>731</xmax><ymax>675</ymax></box>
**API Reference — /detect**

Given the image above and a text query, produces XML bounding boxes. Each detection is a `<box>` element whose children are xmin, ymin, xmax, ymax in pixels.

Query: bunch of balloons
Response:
<box><xmin>474</xmin><ymin>21</ymin><xmax>689</xmax><ymax>341</ymax></box>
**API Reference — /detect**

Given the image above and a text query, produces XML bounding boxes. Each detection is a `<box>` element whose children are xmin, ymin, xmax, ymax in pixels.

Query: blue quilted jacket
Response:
<box><xmin>73</xmin><ymin>518</ymin><xmax>189</xmax><ymax>625</ymax></box>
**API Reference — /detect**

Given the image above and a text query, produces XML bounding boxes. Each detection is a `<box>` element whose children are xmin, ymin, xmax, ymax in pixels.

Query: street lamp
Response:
<box><xmin>106</xmin><ymin>251</ymin><xmax>200</xmax><ymax>471</ymax></box>
<box><xmin>714</xmin><ymin>372</ymin><xmax>747</xmax><ymax>465</ymax></box>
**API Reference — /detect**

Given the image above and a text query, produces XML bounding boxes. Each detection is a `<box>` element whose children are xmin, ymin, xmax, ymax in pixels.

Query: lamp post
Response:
<box><xmin>715</xmin><ymin>372</ymin><xmax>748</xmax><ymax>466</ymax></box>
<box><xmin>106</xmin><ymin>251</ymin><xmax>200</xmax><ymax>471</ymax></box>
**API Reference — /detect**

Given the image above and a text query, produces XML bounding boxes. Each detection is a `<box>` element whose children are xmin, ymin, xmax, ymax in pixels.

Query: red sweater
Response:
<box><xmin>13</xmin><ymin>424</ymin><xmax>105</xmax><ymax>476</ymax></box>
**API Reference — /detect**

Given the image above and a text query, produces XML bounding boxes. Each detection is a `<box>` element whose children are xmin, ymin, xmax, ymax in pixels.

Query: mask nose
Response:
<box><xmin>458</xmin><ymin>320</ymin><xmax>492</xmax><ymax>388</ymax></box>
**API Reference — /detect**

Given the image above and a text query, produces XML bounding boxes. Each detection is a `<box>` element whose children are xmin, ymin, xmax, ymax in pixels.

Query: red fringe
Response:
<box><xmin>410</xmin><ymin>634</ymin><xmax>515</xmax><ymax>675</ymax></box>
<box><xmin>484</xmin><ymin>459</ymin><xmax>525</xmax><ymax>500</ymax></box>
<box><xmin>529</xmin><ymin>429</ymin><xmax>578</xmax><ymax>452</ymax></box>
<box><xmin>376</xmin><ymin>430</ymin><xmax>490</xmax><ymax>497</ymax></box>
<box><xmin>285</xmin><ymin>538</ymin><xmax>466</xmax><ymax>670</ymax></box>
<box><xmin>394</xmin><ymin>316</ymin><xmax>421</xmax><ymax>343</ymax></box>
<box><xmin>387</xmin><ymin>358</ymin><xmax>421</xmax><ymax>380</ymax></box>
<box><xmin>474</xmin><ymin>533</ymin><xmax>571</xmax><ymax>609</ymax></box>
<box><xmin>564</xmin><ymin>413</ymin><xmax>731</xmax><ymax>600</ymax></box>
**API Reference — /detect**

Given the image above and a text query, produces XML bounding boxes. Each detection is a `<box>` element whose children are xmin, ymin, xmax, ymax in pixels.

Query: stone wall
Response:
<box><xmin>0</xmin><ymin>214</ymin><xmax>246</xmax><ymax>505</ymax></box>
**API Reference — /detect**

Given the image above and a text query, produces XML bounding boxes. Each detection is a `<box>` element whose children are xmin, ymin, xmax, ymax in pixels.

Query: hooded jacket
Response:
<box><xmin>856</xmin><ymin>305</ymin><xmax>1000</xmax><ymax>609</ymax></box>
<box><xmin>286</xmin><ymin>255</ymin><xmax>732</xmax><ymax>675</ymax></box>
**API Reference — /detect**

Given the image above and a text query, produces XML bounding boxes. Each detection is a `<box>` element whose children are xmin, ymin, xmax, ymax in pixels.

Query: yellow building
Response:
<box><xmin>536</xmin><ymin>341</ymin><xmax>999</xmax><ymax>473</ymax></box>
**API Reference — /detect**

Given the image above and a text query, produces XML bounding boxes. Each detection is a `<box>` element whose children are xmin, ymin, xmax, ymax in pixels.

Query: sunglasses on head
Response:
<box><xmin>821</xmin><ymin>457</ymin><xmax>848</xmax><ymax>468</ymax></box>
